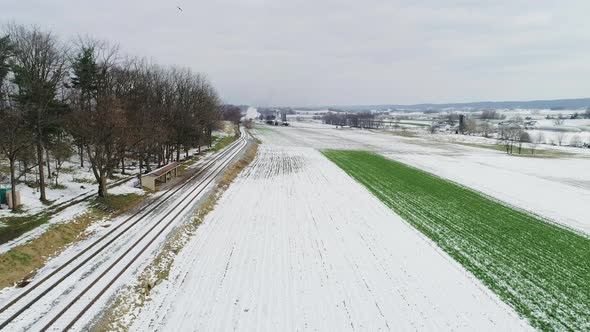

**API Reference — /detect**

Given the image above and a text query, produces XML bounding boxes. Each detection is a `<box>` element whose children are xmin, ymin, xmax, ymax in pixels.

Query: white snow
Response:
<box><xmin>0</xmin><ymin>202</ymin><xmax>90</xmax><ymax>255</ymax></box>
<box><xmin>253</xmin><ymin>123</ymin><xmax>590</xmax><ymax>235</ymax></box>
<box><xmin>131</xmin><ymin>142</ymin><xmax>530</xmax><ymax>331</ymax></box>
<box><xmin>5</xmin><ymin>121</ymin><xmax>586</xmax><ymax>331</ymax></box>
<box><xmin>0</xmin><ymin>179</ymin><xmax>144</xmax><ymax>255</ymax></box>
<box><xmin>0</xmin><ymin>158</ymin><xmax>131</xmax><ymax>218</ymax></box>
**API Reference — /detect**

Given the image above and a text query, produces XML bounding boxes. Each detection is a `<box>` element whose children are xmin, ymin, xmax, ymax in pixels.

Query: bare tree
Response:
<box><xmin>428</xmin><ymin>122</ymin><xmax>438</xmax><ymax>134</ymax></box>
<box><xmin>0</xmin><ymin>33</ymin><xmax>31</xmax><ymax>210</ymax></box>
<box><xmin>6</xmin><ymin>23</ymin><xmax>68</xmax><ymax>202</ymax></box>
<box><xmin>116</xmin><ymin>60</ymin><xmax>168</xmax><ymax>173</ymax></box>
<box><xmin>555</xmin><ymin>132</ymin><xmax>566</xmax><ymax>146</ymax></box>
<box><xmin>0</xmin><ymin>109</ymin><xmax>32</xmax><ymax>210</ymax></box>
<box><xmin>221</xmin><ymin>104</ymin><xmax>242</xmax><ymax>131</ymax></box>
<box><xmin>554</xmin><ymin>113</ymin><xmax>565</xmax><ymax>125</ymax></box>
<box><xmin>69</xmin><ymin>94</ymin><xmax>127</xmax><ymax>197</ymax></box>
<box><xmin>570</xmin><ymin>134</ymin><xmax>582</xmax><ymax>147</ymax></box>
<box><xmin>517</xmin><ymin>130</ymin><xmax>530</xmax><ymax>154</ymax></box>
<box><xmin>530</xmin><ymin>132</ymin><xmax>544</xmax><ymax>155</ymax></box>
<box><xmin>48</xmin><ymin>133</ymin><xmax>73</xmax><ymax>186</ymax></box>
<box><xmin>68</xmin><ymin>40</ymin><xmax>126</xmax><ymax>197</ymax></box>
<box><xmin>479</xmin><ymin>121</ymin><xmax>493</xmax><ymax>138</ymax></box>
<box><xmin>535</xmin><ymin>132</ymin><xmax>545</xmax><ymax>145</ymax></box>
<box><xmin>498</xmin><ymin>125</ymin><xmax>521</xmax><ymax>154</ymax></box>
<box><xmin>480</xmin><ymin>110</ymin><xmax>505</xmax><ymax>120</ymax></box>
<box><xmin>464</xmin><ymin>118</ymin><xmax>478</xmax><ymax>135</ymax></box>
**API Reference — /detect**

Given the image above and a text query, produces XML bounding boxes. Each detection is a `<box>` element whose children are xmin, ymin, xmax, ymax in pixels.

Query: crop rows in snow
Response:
<box><xmin>323</xmin><ymin>150</ymin><xmax>590</xmax><ymax>332</ymax></box>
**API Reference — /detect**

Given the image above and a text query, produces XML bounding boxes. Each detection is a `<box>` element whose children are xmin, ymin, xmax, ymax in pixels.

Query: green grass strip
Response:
<box><xmin>211</xmin><ymin>134</ymin><xmax>238</xmax><ymax>152</ymax></box>
<box><xmin>323</xmin><ymin>149</ymin><xmax>590</xmax><ymax>332</ymax></box>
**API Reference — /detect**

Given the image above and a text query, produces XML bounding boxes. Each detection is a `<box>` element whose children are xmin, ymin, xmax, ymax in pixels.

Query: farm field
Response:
<box><xmin>129</xmin><ymin>142</ymin><xmax>529</xmax><ymax>331</ymax></box>
<box><xmin>254</xmin><ymin>122</ymin><xmax>590</xmax><ymax>235</ymax></box>
<box><xmin>324</xmin><ymin>150</ymin><xmax>590</xmax><ymax>331</ymax></box>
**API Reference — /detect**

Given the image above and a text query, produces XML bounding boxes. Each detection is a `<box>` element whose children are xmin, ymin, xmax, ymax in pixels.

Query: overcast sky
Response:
<box><xmin>3</xmin><ymin>0</ymin><xmax>590</xmax><ymax>106</ymax></box>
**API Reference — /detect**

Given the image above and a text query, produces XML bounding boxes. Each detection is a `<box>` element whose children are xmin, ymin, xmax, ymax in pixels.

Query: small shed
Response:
<box><xmin>141</xmin><ymin>162</ymin><xmax>180</xmax><ymax>191</ymax></box>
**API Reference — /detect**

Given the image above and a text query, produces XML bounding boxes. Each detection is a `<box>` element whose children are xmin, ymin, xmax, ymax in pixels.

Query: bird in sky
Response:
<box><xmin>177</xmin><ymin>6</ymin><xmax>183</xmax><ymax>12</ymax></box>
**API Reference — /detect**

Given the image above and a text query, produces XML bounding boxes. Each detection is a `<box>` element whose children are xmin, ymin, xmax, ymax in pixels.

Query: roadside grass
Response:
<box><xmin>93</xmin><ymin>193</ymin><xmax>146</xmax><ymax>214</ymax></box>
<box><xmin>0</xmin><ymin>193</ymin><xmax>147</xmax><ymax>288</ymax></box>
<box><xmin>323</xmin><ymin>150</ymin><xmax>590</xmax><ymax>332</ymax></box>
<box><xmin>458</xmin><ymin>142</ymin><xmax>575</xmax><ymax>158</ymax></box>
<box><xmin>0</xmin><ymin>187</ymin><xmax>140</xmax><ymax>246</ymax></box>
<box><xmin>0</xmin><ymin>214</ymin><xmax>52</xmax><ymax>244</ymax></box>
<box><xmin>0</xmin><ymin>209</ymin><xmax>107</xmax><ymax>289</ymax></box>
<box><xmin>178</xmin><ymin>131</ymin><xmax>240</xmax><ymax>175</ymax></box>
<box><xmin>0</xmin><ymin>192</ymin><xmax>145</xmax><ymax>245</ymax></box>
<box><xmin>90</xmin><ymin>141</ymin><xmax>259</xmax><ymax>331</ymax></box>
<box><xmin>177</xmin><ymin>158</ymin><xmax>197</xmax><ymax>175</ymax></box>
<box><xmin>177</xmin><ymin>152</ymin><xmax>204</xmax><ymax>176</ymax></box>
<box><xmin>211</xmin><ymin>134</ymin><xmax>238</xmax><ymax>153</ymax></box>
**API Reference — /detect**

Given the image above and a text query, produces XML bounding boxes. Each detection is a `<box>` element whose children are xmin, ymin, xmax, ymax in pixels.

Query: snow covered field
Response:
<box><xmin>5</xmin><ymin>121</ymin><xmax>585</xmax><ymax>330</ymax></box>
<box><xmin>254</xmin><ymin>122</ymin><xmax>590</xmax><ymax>235</ymax></box>
<box><xmin>131</xmin><ymin>135</ymin><xmax>530</xmax><ymax>330</ymax></box>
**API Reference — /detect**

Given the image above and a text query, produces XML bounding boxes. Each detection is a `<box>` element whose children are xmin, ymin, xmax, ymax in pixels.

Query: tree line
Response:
<box><xmin>0</xmin><ymin>23</ymin><xmax>222</xmax><ymax>208</ymax></box>
<box><xmin>322</xmin><ymin>112</ymin><xmax>375</xmax><ymax>127</ymax></box>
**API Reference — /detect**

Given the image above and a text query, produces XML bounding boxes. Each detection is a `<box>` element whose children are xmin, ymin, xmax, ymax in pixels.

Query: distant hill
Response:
<box><xmin>328</xmin><ymin>98</ymin><xmax>590</xmax><ymax>112</ymax></box>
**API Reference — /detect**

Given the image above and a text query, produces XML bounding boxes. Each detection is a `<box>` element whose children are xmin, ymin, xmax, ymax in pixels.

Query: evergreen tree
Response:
<box><xmin>71</xmin><ymin>47</ymin><xmax>98</xmax><ymax>111</ymax></box>
<box><xmin>70</xmin><ymin>46</ymin><xmax>99</xmax><ymax>167</ymax></box>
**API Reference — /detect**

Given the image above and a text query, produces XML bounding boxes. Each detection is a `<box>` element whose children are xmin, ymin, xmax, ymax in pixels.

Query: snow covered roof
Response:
<box><xmin>145</xmin><ymin>162</ymin><xmax>180</xmax><ymax>177</ymax></box>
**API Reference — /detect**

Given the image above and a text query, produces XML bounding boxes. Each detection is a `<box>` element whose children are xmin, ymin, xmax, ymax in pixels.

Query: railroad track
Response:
<box><xmin>0</xmin><ymin>129</ymin><xmax>248</xmax><ymax>331</ymax></box>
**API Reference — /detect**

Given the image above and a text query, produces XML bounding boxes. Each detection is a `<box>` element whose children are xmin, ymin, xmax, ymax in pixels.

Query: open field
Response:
<box><xmin>324</xmin><ymin>150</ymin><xmax>590</xmax><ymax>331</ymax></box>
<box><xmin>456</xmin><ymin>142</ymin><xmax>576</xmax><ymax>158</ymax></box>
<box><xmin>130</xmin><ymin>139</ymin><xmax>529</xmax><ymax>331</ymax></box>
<box><xmin>3</xmin><ymin>120</ymin><xmax>585</xmax><ymax>331</ymax></box>
<box><xmin>253</xmin><ymin>122</ymin><xmax>590</xmax><ymax>235</ymax></box>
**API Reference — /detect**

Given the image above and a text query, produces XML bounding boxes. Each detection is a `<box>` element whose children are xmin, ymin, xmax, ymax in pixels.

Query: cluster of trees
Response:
<box><xmin>461</xmin><ymin>119</ymin><xmax>494</xmax><ymax>137</ymax></box>
<box><xmin>498</xmin><ymin>126</ymin><xmax>532</xmax><ymax>154</ymax></box>
<box><xmin>480</xmin><ymin>110</ymin><xmax>506</xmax><ymax>120</ymax></box>
<box><xmin>220</xmin><ymin>104</ymin><xmax>242</xmax><ymax>129</ymax></box>
<box><xmin>322</xmin><ymin>112</ymin><xmax>375</xmax><ymax>127</ymax></box>
<box><xmin>496</xmin><ymin>127</ymin><xmax>571</xmax><ymax>154</ymax></box>
<box><xmin>0</xmin><ymin>24</ymin><xmax>221</xmax><ymax>208</ymax></box>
